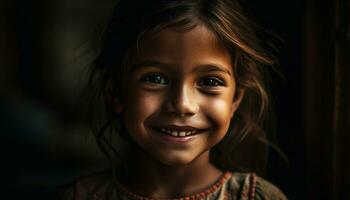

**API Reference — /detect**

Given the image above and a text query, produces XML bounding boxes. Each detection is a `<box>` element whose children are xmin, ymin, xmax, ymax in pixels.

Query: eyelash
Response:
<box><xmin>140</xmin><ymin>73</ymin><xmax>169</xmax><ymax>85</ymax></box>
<box><xmin>139</xmin><ymin>73</ymin><xmax>225</xmax><ymax>88</ymax></box>
<box><xmin>197</xmin><ymin>77</ymin><xmax>225</xmax><ymax>87</ymax></box>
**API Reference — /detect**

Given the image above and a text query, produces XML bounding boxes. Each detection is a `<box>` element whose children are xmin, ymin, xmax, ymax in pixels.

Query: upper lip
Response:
<box><xmin>155</xmin><ymin>125</ymin><xmax>201</xmax><ymax>131</ymax></box>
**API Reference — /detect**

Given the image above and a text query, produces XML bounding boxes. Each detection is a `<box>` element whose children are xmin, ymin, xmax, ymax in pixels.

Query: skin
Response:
<box><xmin>114</xmin><ymin>25</ymin><xmax>244</xmax><ymax>198</ymax></box>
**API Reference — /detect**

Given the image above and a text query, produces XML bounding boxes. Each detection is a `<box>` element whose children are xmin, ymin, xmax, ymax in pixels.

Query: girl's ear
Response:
<box><xmin>231</xmin><ymin>88</ymin><xmax>245</xmax><ymax>118</ymax></box>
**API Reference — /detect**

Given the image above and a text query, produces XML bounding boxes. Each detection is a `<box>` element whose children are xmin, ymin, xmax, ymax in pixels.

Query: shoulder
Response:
<box><xmin>227</xmin><ymin>173</ymin><xmax>288</xmax><ymax>200</ymax></box>
<box><xmin>253</xmin><ymin>175</ymin><xmax>288</xmax><ymax>200</ymax></box>
<box><xmin>55</xmin><ymin>171</ymin><xmax>117</xmax><ymax>200</ymax></box>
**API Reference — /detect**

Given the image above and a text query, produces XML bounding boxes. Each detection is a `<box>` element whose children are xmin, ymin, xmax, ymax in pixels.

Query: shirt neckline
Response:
<box><xmin>113</xmin><ymin>172</ymin><xmax>232</xmax><ymax>200</ymax></box>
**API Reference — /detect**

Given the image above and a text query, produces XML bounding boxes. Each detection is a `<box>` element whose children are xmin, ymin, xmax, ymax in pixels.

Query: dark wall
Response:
<box><xmin>247</xmin><ymin>0</ymin><xmax>305</xmax><ymax>199</ymax></box>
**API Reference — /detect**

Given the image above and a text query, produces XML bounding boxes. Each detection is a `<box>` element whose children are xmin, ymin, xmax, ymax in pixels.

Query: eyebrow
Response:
<box><xmin>131</xmin><ymin>61</ymin><xmax>232</xmax><ymax>76</ymax></box>
<box><xmin>192</xmin><ymin>64</ymin><xmax>232</xmax><ymax>76</ymax></box>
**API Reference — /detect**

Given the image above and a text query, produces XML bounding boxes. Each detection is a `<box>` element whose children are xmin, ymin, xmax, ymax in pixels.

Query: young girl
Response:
<box><xmin>58</xmin><ymin>0</ymin><xmax>287</xmax><ymax>199</ymax></box>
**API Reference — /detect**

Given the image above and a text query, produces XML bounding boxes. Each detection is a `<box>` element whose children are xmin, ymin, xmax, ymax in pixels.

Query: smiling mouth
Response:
<box><xmin>159</xmin><ymin>128</ymin><xmax>198</xmax><ymax>137</ymax></box>
<box><xmin>152</xmin><ymin>125</ymin><xmax>207</xmax><ymax>138</ymax></box>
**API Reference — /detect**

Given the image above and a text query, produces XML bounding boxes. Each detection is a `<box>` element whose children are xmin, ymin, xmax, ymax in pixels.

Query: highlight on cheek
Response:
<box><xmin>210</xmin><ymin>99</ymin><xmax>235</xmax><ymax>120</ymax></box>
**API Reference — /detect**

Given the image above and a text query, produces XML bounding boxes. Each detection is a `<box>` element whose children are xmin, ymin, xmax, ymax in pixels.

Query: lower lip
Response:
<box><xmin>152</xmin><ymin>128</ymin><xmax>199</xmax><ymax>143</ymax></box>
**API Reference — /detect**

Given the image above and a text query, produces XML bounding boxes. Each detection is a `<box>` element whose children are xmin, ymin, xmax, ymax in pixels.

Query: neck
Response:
<box><xmin>118</xmin><ymin>146</ymin><xmax>223</xmax><ymax>198</ymax></box>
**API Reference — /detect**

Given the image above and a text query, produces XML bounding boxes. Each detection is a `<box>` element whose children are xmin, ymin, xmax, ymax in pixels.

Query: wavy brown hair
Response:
<box><xmin>85</xmin><ymin>0</ymin><xmax>281</xmax><ymax>175</ymax></box>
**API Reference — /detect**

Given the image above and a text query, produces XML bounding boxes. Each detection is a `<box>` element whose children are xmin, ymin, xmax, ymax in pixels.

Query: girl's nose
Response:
<box><xmin>166</xmin><ymin>84</ymin><xmax>199</xmax><ymax>117</ymax></box>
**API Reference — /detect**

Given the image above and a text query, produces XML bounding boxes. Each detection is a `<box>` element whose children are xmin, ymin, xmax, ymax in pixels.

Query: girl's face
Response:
<box><xmin>116</xmin><ymin>25</ymin><xmax>243</xmax><ymax>166</ymax></box>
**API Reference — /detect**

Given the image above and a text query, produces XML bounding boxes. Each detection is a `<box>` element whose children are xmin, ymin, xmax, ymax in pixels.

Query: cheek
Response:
<box><xmin>123</xmin><ymin>91</ymin><xmax>163</xmax><ymax>130</ymax></box>
<box><xmin>208</xmin><ymin>99</ymin><xmax>233</xmax><ymax>130</ymax></box>
<box><xmin>200</xmin><ymin>90</ymin><xmax>235</xmax><ymax>137</ymax></box>
<box><xmin>201</xmin><ymin>97</ymin><xmax>233</xmax><ymax>147</ymax></box>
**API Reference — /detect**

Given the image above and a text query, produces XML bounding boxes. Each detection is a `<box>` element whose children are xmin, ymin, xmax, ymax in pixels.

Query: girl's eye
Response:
<box><xmin>140</xmin><ymin>73</ymin><xmax>169</xmax><ymax>85</ymax></box>
<box><xmin>197</xmin><ymin>77</ymin><xmax>225</xmax><ymax>87</ymax></box>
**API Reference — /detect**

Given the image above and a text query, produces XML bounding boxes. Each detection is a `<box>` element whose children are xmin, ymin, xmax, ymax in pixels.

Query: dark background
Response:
<box><xmin>1</xmin><ymin>0</ymin><xmax>349</xmax><ymax>199</ymax></box>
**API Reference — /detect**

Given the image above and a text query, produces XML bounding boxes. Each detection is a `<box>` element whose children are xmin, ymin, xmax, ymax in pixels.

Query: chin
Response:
<box><xmin>152</xmin><ymin>150</ymin><xmax>206</xmax><ymax>167</ymax></box>
<box><xmin>158</xmin><ymin>157</ymin><xmax>194</xmax><ymax>167</ymax></box>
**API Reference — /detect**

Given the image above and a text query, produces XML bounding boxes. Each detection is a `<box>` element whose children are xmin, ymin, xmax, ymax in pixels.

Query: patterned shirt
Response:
<box><xmin>57</xmin><ymin>171</ymin><xmax>287</xmax><ymax>200</ymax></box>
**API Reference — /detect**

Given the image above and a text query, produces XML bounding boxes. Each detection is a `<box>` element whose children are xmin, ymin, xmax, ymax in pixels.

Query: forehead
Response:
<box><xmin>129</xmin><ymin>25</ymin><xmax>233</xmax><ymax>73</ymax></box>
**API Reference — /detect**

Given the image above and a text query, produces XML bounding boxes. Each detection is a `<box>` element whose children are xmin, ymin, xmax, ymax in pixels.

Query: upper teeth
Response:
<box><xmin>160</xmin><ymin>128</ymin><xmax>197</xmax><ymax>137</ymax></box>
